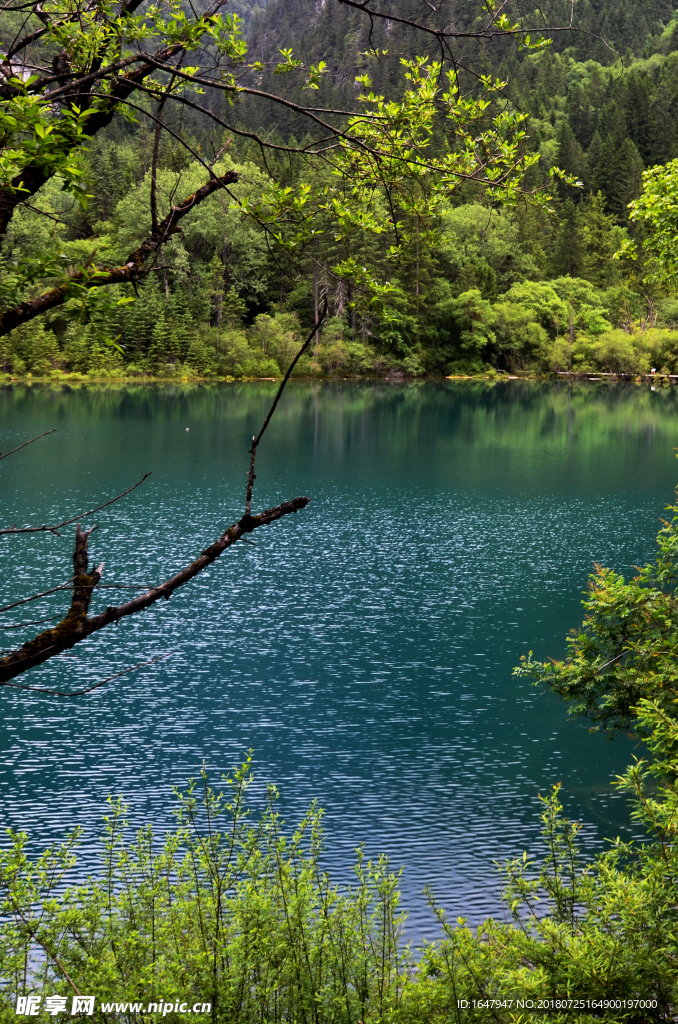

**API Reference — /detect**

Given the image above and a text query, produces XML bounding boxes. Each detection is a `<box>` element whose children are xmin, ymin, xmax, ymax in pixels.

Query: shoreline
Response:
<box><xmin>0</xmin><ymin>370</ymin><xmax>673</xmax><ymax>386</ymax></box>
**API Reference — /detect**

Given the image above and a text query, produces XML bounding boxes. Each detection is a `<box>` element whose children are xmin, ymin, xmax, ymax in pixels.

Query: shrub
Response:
<box><xmin>589</xmin><ymin>329</ymin><xmax>651</xmax><ymax>375</ymax></box>
<box><xmin>0</xmin><ymin>763</ymin><xmax>411</xmax><ymax>1024</ymax></box>
<box><xmin>8</xmin><ymin>495</ymin><xmax>678</xmax><ymax>1019</ymax></box>
<box><xmin>185</xmin><ymin>336</ymin><xmax>220</xmax><ymax>375</ymax></box>
<box><xmin>444</xmin><ymin>289</ymin><xmax>496</xmax><ymax>359</ymax></box>
<box><xmin>501</xmin><ymin>281</ymin><xmax>569</xmax><ymax>334</ymax></box>
<box><xmin>493</xmin><ymin>301</ymin><xmax>549</xmax><ymax>369</ymax></box>
<box><xmin>643</xmin><ymin>328</ymin><xmax>678</xmax><ymax>373</ymax></box>
<box><xmin>318</xmin><ymin>320</ymin><xmax>374</xmax><ymax>375</ymax></box>
<box><xmin>249</xmin><ymin>312</ymin><xmax>301</xmax><ymax>370</ymax></box>
<box><xmin>211</xmin><ymin>329</ymin><xmax>246</xmax><ymax>374</ymax></box>
<box><xmin>3</xmin><ymin>743</ymin><xmax>678</xmax><ymax>1022</ymax></box>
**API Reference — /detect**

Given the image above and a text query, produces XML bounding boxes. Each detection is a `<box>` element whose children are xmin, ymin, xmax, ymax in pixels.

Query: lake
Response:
<box><xmin>0</xmin><ymin>379</ymin><xmax>676</xmax><ymax>936</ymax></box>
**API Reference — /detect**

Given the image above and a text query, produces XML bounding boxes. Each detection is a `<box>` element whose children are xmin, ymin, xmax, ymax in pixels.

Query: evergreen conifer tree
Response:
<box><xmin>556</xmin><ymin>121</ymin><xmax>588</xmax><ymax>199</ymax></box>
<box><xmin>150</xmin><ymin>313</ymin><xmax>170</xmax><ymax>368</ymax></box>
<box><xmin>168</xmin><ymin>310</ymin><xmax>194</xmax><ymax>363</ymax></box>
<box><xmin>623</xmin><ymin>74</ymin><xmax>653</xmax><ymax>163</ymax></box>
<box><xmin>566</xmin><ymin>84</ymin><xmax>595</xmax><ymax>148</ymax></box>
<box><xmin>610</xmin><ymin>138</ymin><xmax>645</xmax><ymax>220</ymax></box>
<box><xmin>586</xmin><ymin>130</ymin><xmax>604</xmax><ymax>192</ymax></box>
<box><xmin>580</xmin><ymin>192</ymin><xmax>625</xmax><ymax>287</ymax></box>
<box><xmin>551</xmin><ymin>200</ymin><xmax>584</xmax><ymax>278</ymax></box>
<box><xmin>120</xmin><ymin>281</ymin><xmax>164</xmax><ymax>360</ymax></box>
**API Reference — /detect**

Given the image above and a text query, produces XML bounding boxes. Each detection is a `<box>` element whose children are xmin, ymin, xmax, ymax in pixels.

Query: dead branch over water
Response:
<box><xmin>0</xmin><ymin>301</ymin><xmax>328</xmax><ymax>690</ymax></box>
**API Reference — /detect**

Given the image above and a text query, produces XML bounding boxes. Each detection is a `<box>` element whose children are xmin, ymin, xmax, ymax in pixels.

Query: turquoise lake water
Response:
<box><xmin>1</xmin><ymin>380</ymin><xmax>677</xmax><ymax>935</ymax></box>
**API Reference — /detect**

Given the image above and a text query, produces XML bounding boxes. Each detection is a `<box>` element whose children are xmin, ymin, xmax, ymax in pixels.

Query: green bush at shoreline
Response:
<box><xmin>5</xmin><ymin>506</ymin><xmax>678</xmax><ymax>1022</ymax></box>
<box><xmin>6</xmin><ymin>303</ymin><xmax>678</xmax><ymax>382</ymax></box>
<box><xmin>6</xmin><ymin>258</ymin><xmax>678</xmax><ymax>382</ymax></box>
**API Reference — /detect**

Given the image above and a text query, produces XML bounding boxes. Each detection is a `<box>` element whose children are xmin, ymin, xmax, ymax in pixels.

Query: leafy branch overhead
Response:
<box><xmin>0</xmin><ymin>0</ymin><xmax>576</xmax><ymax>337</ymax></box>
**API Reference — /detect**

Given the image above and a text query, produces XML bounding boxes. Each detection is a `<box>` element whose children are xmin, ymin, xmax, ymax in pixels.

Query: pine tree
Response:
<box><xmin>567</xmin><ymin>84</ymin><xmax>596</xmax><ymax>148</ymax></box>
<box><xmin>586</xmin><ymin>130</ymin><xmax>604</xmax><ymax>190</ymax></box>
<box><xmin>551</xmin><ymin>200</ymin><xmax>585</xmax><ymax>278</ymax></box>
<box><xmin>580</xmin><ymin>191</ymin><xmax>624</xmax><ymax>287</ymax></box>
<box><xmin>610</xmin><ymin>139</ymin><xmax>645</xmax><ymax>221</ymax></box>
<box><xmin>222</xmin><ymin>288</ymin><xmax>247</xmax><ymax>328</ymax></box>
<box><xmin>149</xmin><ymin>313</ymin><xmax>170</xmax><ymax>367</ymax></box>
<box><xmin>623</xmin><ymin>74</ymin><xmax>653</xmax><ymax>163</ymax></box>
<box><xmin>590</xmin><ymin>134</ymin><xmax>615</xmax><ymax>205</ymax></box>
<box><xmin>556</xmin><ymin>121</ymin><xmax>588</xmax><ymax>199</ymax></box>
<box><xmin>169</xmin><ymin>311</ymin><xmax>194</xmax><ymax>363</ymax></box>
<box><xmin>119</xmin><ymin>280</ymin><xmax>163</xmax><ymax>359</ymax></box>
<box><xmin>647</xmin><ymin>83</ymin><xmax>678</xmax><ymax>165</ymax></box>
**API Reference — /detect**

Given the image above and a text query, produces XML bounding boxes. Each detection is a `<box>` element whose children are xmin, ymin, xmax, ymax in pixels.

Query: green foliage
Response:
<box><xmin>437</xmin><ymin>204</ymin><xmax>541</xmax><ymax>298</ymax></box>
<box><xmin>5</xmin><ymin>708</ymin><xmax>678</xmax><ymax>1022</ymax></box>
<box><xmin>492</xmin><ymin>301</ymin><xmax>549</xmax><ymax>369</ymax></box>
<box><xmin>518</xmin><ymin>492</ymin><xmax>678</xmax><ymax>734</ymax></box>
<box><xmin>445</xmin><ymin>289</ymin><xmax>496</xmax><ymax>361</ymax></box>
<box><xmin>0</xmin><ymin>761</ymin><xmax>411</xmax><ymax>1024</ymax></box>
<box><xmin>8</xmin><ymin>1</ymin><xmax>678</xmax><ymax>377</ymax></box>
<box><xmin>628</xmin><ymin>157</ymin><xmax>678</xmax><ymax>282</ymax></box>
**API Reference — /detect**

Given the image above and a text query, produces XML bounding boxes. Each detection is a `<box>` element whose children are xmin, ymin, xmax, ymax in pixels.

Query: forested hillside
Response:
<box><xmin>6</xmin><ymin>0</ymin><xmax>678</xmax><ymax>379</ymax></box>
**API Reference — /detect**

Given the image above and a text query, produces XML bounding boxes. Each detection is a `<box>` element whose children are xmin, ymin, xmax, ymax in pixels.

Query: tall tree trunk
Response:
<box><xmin>150</xmin><ymin>97</ymin><xmax>169</xmax><ymax>296</ymax></box>
<box><xmin>313</xmin><ymin>262</ymin><xmax>319</xmax><ymax>359</ymax></box>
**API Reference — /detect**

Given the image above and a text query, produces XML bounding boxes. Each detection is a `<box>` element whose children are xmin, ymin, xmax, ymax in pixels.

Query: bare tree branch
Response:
<box><xmin>0</xmin><ymin>472</ymin><xmax>151</xmax><ymax>536</ymax></box>
<box><xmin>0</xmin><ymin>303</ymin><xmax>325</xmax><ymax>688</ymax></box>
<box><xmin>245</xmin><ymin>296</ymin><xmax>328</xmax><ymax>515</ymax></box>
<box><xmin>335</xmin><ymin>0</ymin><xmax>612</xmax><ymax>50</ymax></box>
<box><xmin>2</xmin><ymin>653</ymin><xmax>171</xmax><ymax>696</ymax></box>
<box><xmin>0</xmin><ymin>429</ymin><xmax>56</xmax><ymax>461</ymax></box>
<box><xmin>0</xmin><ymin>577</ymin><xmax>78</xmax><ymax>615</ymax></box>
<box><xmin>0</xmin><ymin>614</ymin><xmax>62</xmax><ymax>631</ymax></box>
<box><xmin>0</xmin><ymin>498</ymin><xmax>310</xmax><ymax>682</ymax></box>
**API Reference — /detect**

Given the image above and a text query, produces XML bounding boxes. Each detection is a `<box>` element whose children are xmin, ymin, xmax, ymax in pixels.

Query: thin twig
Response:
<box><xmin>1</xmin><ymin>653</ymin><xmax>171</xmax><ymax>696</ymax></box>
<box><xmin>0</xmin><ymin>613</ymin><xmax>62</xmax><ymax>630</ymax></box>
<box><xmin>0</xmin><ymin>429</ymin><xmax>55</xmax><ymax>462</ymax></box>
<box><xmin>245</xmin><ymin>296</ymin><xmax>328</xmax><ymax>515</ymax></box>
<box><xmin>0</xmin><ymin>577</ymin><xmax>77</xmax><ymax>615</ymax></box>
<box><xmin>91</xmin><ymin>584</ymin><xmax>156</xmax><ymax>589</ymax></box>
<box><xmin>594</xmin><ymin>650</ymin><xmax>631</xmax><ymax>674</ymax></box>
<box><xmin>0</xmin><ymin>472</ymin><xmax>151</xmax><ymax>536</ymax></box>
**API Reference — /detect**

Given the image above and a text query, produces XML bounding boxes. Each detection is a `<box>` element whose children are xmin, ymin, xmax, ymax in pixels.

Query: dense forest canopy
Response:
<box><xmin>5</xmin><ymin>0</ymin><xmax>678</xmax><ymax>379</ymax></box>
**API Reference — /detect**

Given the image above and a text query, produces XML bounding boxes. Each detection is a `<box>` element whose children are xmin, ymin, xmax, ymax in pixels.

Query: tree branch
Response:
<box><xmin>0</xmin><ymin>577</ymin><xmax>78</xmax><ymax>615</ymax></box>
<box><xmin>245</xmin><ymin>296</ymin><xmax>328</xmax><ymax>514</ymax></box>
<box><xmin>0</xmin><ymin>498</ymin><xmax>310</xmax><ymax>682</ymax></box>
<box><xmin>335</xmin><ymin>0</ymin><xmax>604</xmax><ymax>45</ymax></box>
<box><xmin>0</xmin><ymin>429</ymin><xmax>55</xmax><ymax>461</ymax></box>
<box><xmin>0</xmin><ymin>39</ymin><xmax>186</xmax><ymax>238</ymax></box>
<box><xmin>0</xmin><ymin>171</ymin><xmax>238</xmax><ymax>336</ymax></box>
<box><xmin>0</xmin><ymin>472</ymin><xmax>151</xmax><ymax>536</ymax></box>
<box><xmin>1</xmin><ymin>653</ymin><xmax>170</xmax><ymax>696</ymax></box>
